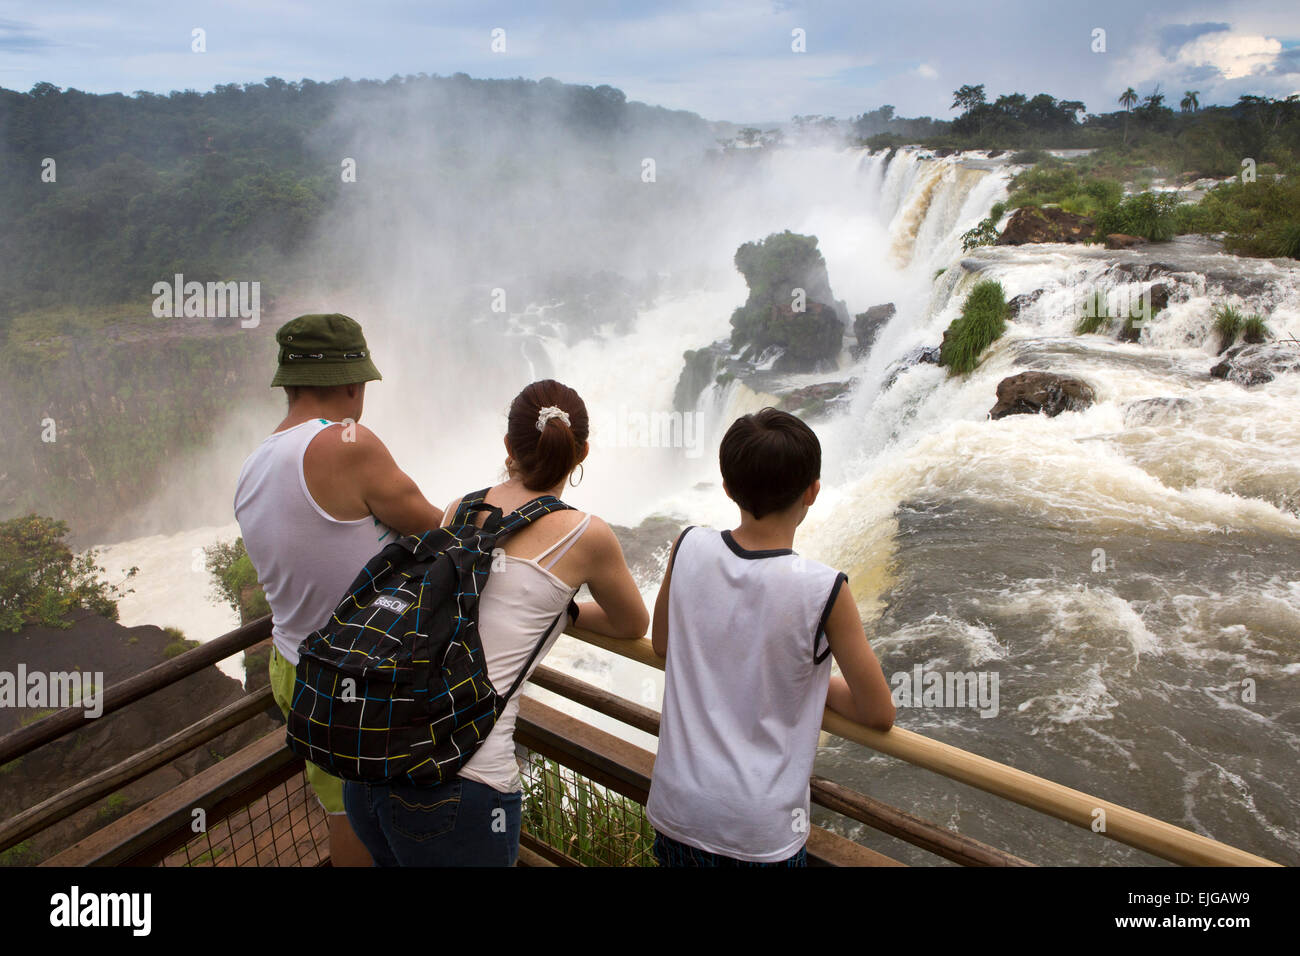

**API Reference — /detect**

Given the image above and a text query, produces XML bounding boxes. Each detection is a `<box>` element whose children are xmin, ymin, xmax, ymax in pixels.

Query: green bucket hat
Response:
<box><xmin>270</xmin><ymin>313</ymin><xmax>383</xmax><ymax>387</ymax></box>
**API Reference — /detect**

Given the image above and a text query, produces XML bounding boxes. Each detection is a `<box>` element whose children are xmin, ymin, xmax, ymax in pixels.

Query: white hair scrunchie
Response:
<box><xmin>536</xmin><ymin>406</ymin><xmax>571</xmax><ymax>431</ymax></box>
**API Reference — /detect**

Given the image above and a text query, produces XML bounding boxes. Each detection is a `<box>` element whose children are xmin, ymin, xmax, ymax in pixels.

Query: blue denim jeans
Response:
<box><xmin>652</xmin><ymin>831</ymin><xmax>808</xmax><ymax>867</ymax></box>
<box><xmin>343</xmin><ymin>777</ymin><xmax>523</xmax><ymax>867</ymax></box>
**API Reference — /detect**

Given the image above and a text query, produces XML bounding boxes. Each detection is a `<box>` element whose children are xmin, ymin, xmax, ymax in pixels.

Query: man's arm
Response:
<box><xmin>823</xmin><ymin>586</ymin><xmax>895</xmax><ymax>732</ymax></box>
<box><xmin>346</xmin><ymin>425</ymin><xmax>444</xmax><ymax>534</ymax></box>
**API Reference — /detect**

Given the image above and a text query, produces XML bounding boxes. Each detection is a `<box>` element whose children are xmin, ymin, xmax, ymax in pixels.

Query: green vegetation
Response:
<box><xmin>1075</xmin><ymin>290</ymin><xmax>1113</xmax><ymax>335</ymax></box>
<box><xmin>1213</xmin><ymin>305</ymin><xmax>1245</xmax><ymax>352</ymax></box>
<box><xmin>1241</xmin><ymin>315</ymin><xmax>1271</xmax><ymax>344</ymax></box>
<box><xmin>0</xmin><ymin>841</ymin><xmax>39</xmax><ymax>867</ymax></box>
<box><xmin>1005</xmin><ymin>161</ymin><xmax>1124</xmax><ymax>218</ymax></box>
<box><xmin>187</xmin><ymin>845</ymin><xmax>229</xmax><ymax>866</ymax></box>
<box><xmin>521</xmin><ymin>752</ymin><xmax>655</xmax><ymax>866</ymax></box>
<box><xmin>961</xmin><ymin>201</ymin><xmax>1007</xmax><ymax>251</ymax></box>
<box><xmin>164</xmin><ymin>637</ymin><xmax>201</xmax><ymax>659</ymax></box>
<box><xmin>1175</xmin><ymin>172</ymin><xmax>1300</xmax><ymax>257</ymax></box>
<box><xmin>19</xmin><ymin>707</ymin><xmax>57</xmax><ymax>727</ymax></box>
<box><xmin>1213</xmin><ymin>307</ymin><xmax>1272</xmax><ymax>351</ymax></box>
<box><xmin>1</xmin><ymin>75</ymin><xmax>708</xmax><ymax>323</ymax></box>
<box><xmin>204</xmin><ymin>538</ymin><xmax>269</xmax><ymax>622</ymax></box>
<box><xmin>96</xmin><ymin>792</ymin><xmax>129</xmax><ymax>823</ymax></box>
<box><xmin>1095</xmin><ymin>191</ymin><xmax>1182</xmax><ymax>241</ymax></box>
<box><xmin>940</xmin><ymin>280</ymin><xmax>1009</xmax><ymax>376</ymax></box>
<box><xmin>0</xmin><ymin>514</ymin><xmax>136</xmax><ymax>632</ymax></box>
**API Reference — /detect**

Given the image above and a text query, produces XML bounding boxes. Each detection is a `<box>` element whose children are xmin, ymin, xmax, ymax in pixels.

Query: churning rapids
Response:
<box><xmin>92</xmin><ymin>147</ymin><xmax>1300</xmax><ymax>865</ymax></box>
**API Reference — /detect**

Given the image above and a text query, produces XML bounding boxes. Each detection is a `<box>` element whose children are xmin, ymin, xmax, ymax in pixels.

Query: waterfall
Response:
<box><xmin>87</xmin><ymin>146</ymin><xmax>1300</xmax><ymax>864</ymax></box>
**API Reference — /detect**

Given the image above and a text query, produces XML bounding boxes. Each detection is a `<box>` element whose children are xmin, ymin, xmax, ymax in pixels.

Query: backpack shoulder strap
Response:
<box><xmin>450</xmin><ymin>488</ymin><xmax>494</xmax><ymax>527</ymax></box>
<box><xmin>487</xmin><ymin>495</ymin><xmax>573</xmax><ymax>541</ymax></box>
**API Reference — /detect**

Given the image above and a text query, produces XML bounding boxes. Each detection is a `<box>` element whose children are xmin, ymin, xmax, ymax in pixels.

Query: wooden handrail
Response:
<box><xmin>559</xmin><ymin>626</ymin><xmax>1280</xmax><ymax>867</ymax></box>
<box><xmin>528</xmin><ymin>664</ymin><xmax>1031</xmax><ymax>866</ymax></box>
<box><xmin>3</xmin><ymin>611</ymin><xmax>1278</xmax><ymax>867</ymax></box>
<box><xmin>0</xmin><ymin>615</ymin><xmax>272</xmax><ymax>767</ymax></box>
<box><xmin>0</xmin><ymin>686</ymin><xmax>274</xmax><ymax>853</ymax></box>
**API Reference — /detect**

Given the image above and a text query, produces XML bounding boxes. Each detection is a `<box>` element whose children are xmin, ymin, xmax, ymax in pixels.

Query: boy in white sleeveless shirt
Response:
<box><xmin>646</xmin><ymin>408</ymin><xmax>896</xmax><ymax>866</ymax></box>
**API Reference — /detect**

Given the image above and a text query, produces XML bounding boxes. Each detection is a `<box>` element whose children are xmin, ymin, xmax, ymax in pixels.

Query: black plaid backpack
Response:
<box><xmin>285</xmin><ymin>488</ymin><xmax>575</xmax><ymax>786</ymax></box>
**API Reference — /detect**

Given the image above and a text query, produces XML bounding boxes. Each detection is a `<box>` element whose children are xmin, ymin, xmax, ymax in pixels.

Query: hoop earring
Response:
<box><xmin>569</xmin><ymin>463</ymin><xmax>584</xmax><ymax>487</ymax></box>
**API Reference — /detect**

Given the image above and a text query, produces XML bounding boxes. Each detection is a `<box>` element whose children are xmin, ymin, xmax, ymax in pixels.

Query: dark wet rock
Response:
<box><xmin>608</xmin><ymin>515</ymin><xmax>683</xmax><ymax>585</ymax></box>
<box><xmin>779</xmin><ymin>381</ymin><xmax>854</xmax><ymax>418</ymax></box>
<box><xmin>1007</xmin><ymin>290</ymin><xmax>1045</xmax><ymax>321</ymax></box>
<box><xmin>1105</xmin><ymin>234</ymin><xmax>1146</xmax><ymax>250</ymax></box>
<box><xmin>853</xmin><ymin>303</ymin><xmax>896</xmax><ymax>355</ymax></box>
<box><xmin>1110</xmin><ymin>261</ymin><xmax>1178</xmax><ymax>283</ymax></box>
<box><xmin>997</xmin><ymin>206</ymin><xmax>1095</xmax><ymax>245</ymax></box>
<box><xmin>932</xmin><ymin>147</ymin><xmax>956</xmax><ymax>158</ymax></box>
<box><xmin>1148</xmin><ymin>282</ymin><xmax>1172</xmax><ymax>315</ymax></box>
<box><xmin>748</xmin><ymin>301</ymin><xmax>845</xmax><ymax>373</ymax></box>
<box><xmin>1123</xmin><ymin>397</ymin><xmax>1193</xmax><ymax>427</ymax></box>
<box><xmin>882</xmin><ymin>345</ymin><xmax>943</xmax><ymax>391</ymax></box>
<box><xmin>1116</xmin><ymin>319</ymin><xmax>1143</xmax><ymax>344</ymax></box>
<box><xmin>673</xmin><ymin>342</ymin><xmax>728</xmax><ymax>411</ymax></box>
<box><xmin>989</xmin><ymin>371</ymin><xmax>1097</xmax><ymax>419</ymax></box>
<box><xmin>1209</xmin><ymin>343</ymin><xmax>1300</xmax><ymax>387</ymax></box>
<box><xmin>1</xmin><ymin>609</ymin><xmax>280</xmax><ymax>864</ymax></box>
<box><xmin>986</xmin><ymin>149</ymin><xmax>1005</xmax><ymax>158</ymax></box>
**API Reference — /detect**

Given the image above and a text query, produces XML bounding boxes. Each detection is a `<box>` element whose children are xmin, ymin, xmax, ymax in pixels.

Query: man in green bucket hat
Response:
<box><xmin>234</xmin><ymin>313</ymin><xmax>444</xmax><ymax>867</ymax></box>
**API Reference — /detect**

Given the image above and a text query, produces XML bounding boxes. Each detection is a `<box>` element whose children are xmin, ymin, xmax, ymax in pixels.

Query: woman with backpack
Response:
<box><xmin>341</xmin><ymin>379</ymin><xmax>650</xmax><ymax>866</ymax></box>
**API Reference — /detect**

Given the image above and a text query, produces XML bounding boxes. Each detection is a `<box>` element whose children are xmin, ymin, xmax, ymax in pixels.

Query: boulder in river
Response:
<box><xmin>1122</xmin><ymin>396</ymin><xmax>1193</xmax><ymax>427</ymax></box>
<box><xmin>1007</xmin><ymin>290</ymin><xmax>1044</xmax><ymax>321</ymax></box>
<box><xmin>996</xmin><ymin>206</ymin><xmax>1095</xmax><ymax>245</ymax></box>
<box><xmin>853</xmin><ymin>303</ymin><xmax>896</xmax><ymax>355</ymax></box>
<box><xmin>989</xmin><ymin>371</ymin><xmax>1097</xmax><ymax>420</ymax></box>
<box><xmin>1209</xmin><ymin>343</ymin><xmax>1300</xmax><ymax>387</ymax></box>
<box><xmin>779</xmin><ymin>381</ymin><xmax>853</xmax><ymax>418</ymax></box>
<box><xmin>882</xmin><ymin>345</ymin><xmax>943</xmax><ymax>391</ymax></box>
<box><xmin>1105</xmin><ymin>234</ymin><xmax>1146</xmax><ymax>250</ymax></box>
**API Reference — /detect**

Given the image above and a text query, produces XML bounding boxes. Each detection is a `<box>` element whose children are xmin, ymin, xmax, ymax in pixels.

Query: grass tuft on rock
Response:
<box><xmin>1213</xmin><ymin>305</ymin><xmax>1244</xmax><ymax>352</ymax></box>
<box><xmin>941</xmin><ymin>280</ymin><xmax>1009</xmax><ymax>376</ymax></box>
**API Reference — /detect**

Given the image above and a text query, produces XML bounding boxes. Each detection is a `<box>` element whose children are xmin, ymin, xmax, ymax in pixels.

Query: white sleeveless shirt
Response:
<box><xmin>455</xmin><ymin>508</ymin><xmax>591</xmax><ymax>794</ymax></box>
<box><xmin>233</xmin><ymin>419</ymin><xmax>395</xmax><ymax>665</ymax></box>
<box><xmin>645</xmin><ymin>527</ymin><xmax>846</xmax><ymax>862</ymax></box>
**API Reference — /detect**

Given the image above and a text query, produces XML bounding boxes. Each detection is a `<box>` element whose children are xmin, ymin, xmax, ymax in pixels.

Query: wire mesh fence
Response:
<box><xmin>519</xmin><ymin>747</ymin><xmax>656</xmax><ymax>866</ymax></box>
<box><xmin>160</xmin><ymin>768</ymin><xmax>328</xmax><ymax>867</ymax></box>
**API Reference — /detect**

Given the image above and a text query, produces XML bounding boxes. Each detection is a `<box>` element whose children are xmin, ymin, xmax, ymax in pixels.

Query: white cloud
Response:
<box><xmin>1173</xmin><ymin>31</ymin><xmax>1283</xmax><ymax>79</ymax></box>
<box><xmin>915</xmin><ymin>63</ymin><xmax>937</xmax><ymax>79</ymax></box>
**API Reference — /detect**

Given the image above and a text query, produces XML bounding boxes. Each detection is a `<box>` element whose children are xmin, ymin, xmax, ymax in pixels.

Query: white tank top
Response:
<box><xmin>645</xmin><ymin>527</ymin><xmax>845</xmax><ymax>862</ymax></box>
<box><xmin>456</xmin><ymin>509</ymin><xmax>590</xmax><ymax>794</ymax></box>
<box><xmin>233</xmin><ymin>419</ymin><xmax>395</xmax><ymax>665</ymax></box>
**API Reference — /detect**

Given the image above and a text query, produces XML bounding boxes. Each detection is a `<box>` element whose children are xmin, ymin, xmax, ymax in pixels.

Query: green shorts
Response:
<box><xmin>269</xmin><ymin>646</ymin><xmax>346</xmax><ymax>815</ymax></box>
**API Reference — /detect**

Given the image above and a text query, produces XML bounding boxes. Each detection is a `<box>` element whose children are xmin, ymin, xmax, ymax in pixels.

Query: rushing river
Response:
<box><xmin>92</xmin><ymin>147</ymin><xmax>1300</xmax><ymax>865</ymax></box>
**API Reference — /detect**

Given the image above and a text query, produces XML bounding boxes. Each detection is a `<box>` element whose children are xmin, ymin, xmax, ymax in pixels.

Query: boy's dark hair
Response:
<box><xmin>719</xmin><ymin>408</ymin><xmax>821</xmax><ymax>519</ymax></box>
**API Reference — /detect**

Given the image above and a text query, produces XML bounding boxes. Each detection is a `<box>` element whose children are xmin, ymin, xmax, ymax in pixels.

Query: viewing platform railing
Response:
<box><xmin>0</xmin><ymin>614</ymin><xmax>1280</xmax><ymax>867</ymax></box>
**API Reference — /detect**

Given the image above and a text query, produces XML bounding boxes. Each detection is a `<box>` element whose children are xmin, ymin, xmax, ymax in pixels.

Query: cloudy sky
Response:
<box><xmin>2</xmin><ymin>1</ymin><xmax>1298</xmax><ymax>122</ymax></box>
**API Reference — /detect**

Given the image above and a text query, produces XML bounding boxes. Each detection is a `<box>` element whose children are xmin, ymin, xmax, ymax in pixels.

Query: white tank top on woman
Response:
<box><xmin>233</xmin><ymin>419</ymin><xmax>395</xmax><ymax>666</ymax></box>
<box><xmin>645</xmin><ymin>526</ymin><xmax>846</xmax><ymax>862</ymax></box>
<box><xmin>454</xmin><ymin>507</ymin><xmax>591</xmax><ymax>794</ymax></box>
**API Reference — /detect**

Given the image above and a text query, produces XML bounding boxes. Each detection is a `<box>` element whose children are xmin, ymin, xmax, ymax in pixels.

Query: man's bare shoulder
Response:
<box><xmin>307</xmin><ymin>421</ymin><xmax>389</xmax><ymax>462</ymax></box>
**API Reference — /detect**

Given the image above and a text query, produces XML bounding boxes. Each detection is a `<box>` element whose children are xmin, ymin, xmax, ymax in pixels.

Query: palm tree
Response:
<box><xmin>1180</xmin><ymin>90</ymin><xmax>1200</xmax><ymax>113</ymax></box>
<box><xmin>1119</xmin><ymin>87</ymin><xmax>1138</xmax><ymax>144</ymax></box>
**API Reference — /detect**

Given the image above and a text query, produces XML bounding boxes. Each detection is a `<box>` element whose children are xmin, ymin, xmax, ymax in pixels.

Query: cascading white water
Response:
<box><xmin>91</xmin><ymin>146</ymin><xmax>1300</xmax><ymax>864</ymax></box>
